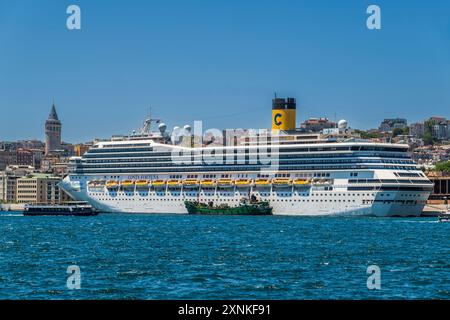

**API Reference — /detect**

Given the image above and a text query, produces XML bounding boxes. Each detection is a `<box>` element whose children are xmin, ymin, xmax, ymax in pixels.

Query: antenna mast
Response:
<box><xmin>138</xmin><ymin>106</ymin><xmax>161</xmax><ymax>135</ymax></box>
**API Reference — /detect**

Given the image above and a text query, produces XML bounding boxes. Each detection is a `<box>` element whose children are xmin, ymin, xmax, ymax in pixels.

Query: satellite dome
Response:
<box><xmin>183</xmin><ymin>125</ymin><xmax>192</xmax><ymax>133</ymax></box>
<box><xmin>338</xmin><ymin>119</ymin><xmax>348</xmax><ymax>129</ymax></box>
<box><xmin>158</xmin><ymin>123</ymin><xmax>167</xmax><ymax>133</ymax></box>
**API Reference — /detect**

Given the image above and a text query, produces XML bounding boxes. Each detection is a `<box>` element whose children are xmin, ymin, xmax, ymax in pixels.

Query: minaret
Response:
<box><xmin>45</xmin><ymin>101</ymin><xmax>62</xmax><ymax>155</ymax></box>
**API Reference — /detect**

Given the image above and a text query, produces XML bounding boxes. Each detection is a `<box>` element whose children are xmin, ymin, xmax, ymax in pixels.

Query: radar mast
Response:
<box><xmin>138</xmin><ymin>107</ymin><xmax>161</xmax><ymax>135</ymax></box>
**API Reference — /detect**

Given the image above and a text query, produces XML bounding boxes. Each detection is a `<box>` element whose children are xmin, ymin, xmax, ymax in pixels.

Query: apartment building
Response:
<box><xmin>16</xmin><ymin>173</ymin><xmax>71</xmax><ymax>205</ymax></box>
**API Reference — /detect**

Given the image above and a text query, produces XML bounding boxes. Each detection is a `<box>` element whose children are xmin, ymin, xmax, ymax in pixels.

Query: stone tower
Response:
<box><xmin>45</xmin><ymin>102</ymin><xmax>62</xmax><ymax>155</ymax></box>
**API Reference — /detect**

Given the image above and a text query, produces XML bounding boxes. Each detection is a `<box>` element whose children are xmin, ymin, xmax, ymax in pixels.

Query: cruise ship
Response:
<box><xmin>60</xmin><ymin>98</ymin><xmax>433</xmax><ymax>216</ymax></box>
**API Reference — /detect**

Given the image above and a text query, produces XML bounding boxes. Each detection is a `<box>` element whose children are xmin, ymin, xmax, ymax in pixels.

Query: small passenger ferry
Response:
<box><xmin>23</xmin><ymin>202</ymin><xmax>99</xmax><ymax>216</ymax></box>
<box><xmin>438</xmin><ymin>212</ymin><xmax>450</xmax><ymax>223</ymax></box>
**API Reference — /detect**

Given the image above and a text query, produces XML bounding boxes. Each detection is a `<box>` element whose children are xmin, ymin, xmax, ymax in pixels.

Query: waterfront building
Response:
<box><xmin>16</xmin><ymin>173</ymin><xmax>70</xmax><ymax>205</ymax></box>
<box><xmin>0</xmin><ymin>172</ymin><xmax>18</xmax><ymax>203</ymax></box>
<box><xmin>427</xmin><ymin>171</ymin><xmax>450</xmax><ymax>201</ymax></box>
<box><xmin>0</xmin><ymin>166</ymin><xmax>34</xmax><ymax>203</ymax></box>
<box><xmin>45</xmin><ymin>103</ymin><xmax>62</xmax><ymax>155</ymax></box>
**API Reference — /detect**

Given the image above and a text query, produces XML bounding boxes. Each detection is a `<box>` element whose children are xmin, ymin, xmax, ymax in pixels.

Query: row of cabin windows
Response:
<box><xmin>92</xmin><ymin>192</ymin><xmax>404</xmax><ymax>198</ymax></box>
<box><xmin>94</xmin><ymin>197</ymin><xmax>372</xmax><ymax>204</ymax></box>
<box><xmin>82</xmin><ymin>157</ymin><xmax>414</xmax><ymax>165</ymax></box>
<box><xmin>75</xmin><ymin>166</ymin><xmax>414</xmax><ymax>175</ymax></box>
<box><xmin>87</xmin><ymin>145</ymin><xmax>407</xmax><ymax>155</ymax></box>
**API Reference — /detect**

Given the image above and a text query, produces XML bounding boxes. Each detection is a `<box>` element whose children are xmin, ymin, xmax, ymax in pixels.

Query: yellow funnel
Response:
<box><xmin>272</xmin><ymin>97</ymin><xmax>296</xmax><ymax>131</ymax></box>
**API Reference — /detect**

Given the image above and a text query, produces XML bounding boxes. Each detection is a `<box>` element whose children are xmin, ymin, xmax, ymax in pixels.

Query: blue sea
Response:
<box><xmin>0</xmin><ymin>212</ymin><xmax>449</xmax><ymax>300</ymax></box>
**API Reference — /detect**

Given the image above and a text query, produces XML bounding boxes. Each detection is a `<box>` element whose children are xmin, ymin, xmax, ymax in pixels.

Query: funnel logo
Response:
<box><xmin>274</xmin><ymin>113</ymin><xmax>283</xmax><ymax>126</ymax></box>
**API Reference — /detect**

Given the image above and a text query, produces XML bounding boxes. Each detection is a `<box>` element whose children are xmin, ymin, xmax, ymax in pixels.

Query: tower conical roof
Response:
<box><xmin>48</xmin><ymin>102</ymin><xmax>59</xmax><ymax>121</ymax></box>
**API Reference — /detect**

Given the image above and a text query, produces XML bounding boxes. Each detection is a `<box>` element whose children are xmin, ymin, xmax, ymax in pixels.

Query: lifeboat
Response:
<box><xmin>254</xmin><ymin>178</ymin><xmax>271</xmax><ymax>187</ymax></box>
<box><xmin>135</xmin><ymin>180</ymin><xmax>150</xmax><ymax>188</ymax></box>
<box><xmin>272</xmin><ymin>178</ymin><xmax>292</xmax><ymax>187</ymax></box>
<box><xmin>235</xmin><ymin>179</ymin><xmax>253</xmax><ymax>187</ymax></box>
<box><xmin>96</xmin><ymin>180</ymin><xmax>106</xmax><ymax>186</ymax></box>
<box><xmin>106</xmin><ymin>180</ymin><xmax>119</xmax><ymax>189</ymax></box>
<box><xmin>88</xmin><ymin>180</ymin><xmax>97</xmax><ymax>187</ymax></box>
<box><xmin>217</xmin><ymin>178</ymin><xmax>234</xmax><ymax>188</ymax></box>
<box><xmin>293</xmin><ymin>179</ymin><xmax>311</xmax><ymax>186</ymax></box>
<box><xmin>88</xmin><ymin>180</ymin><xmax>105</xmax><ymax>189</ymax></box>
<box><xmin>152</xmin><ymin>180</ymin><xmax>166</xmax><ymax>188</ymax></box>
<box><xmin>200</xmin><ymin>179</ymin><xmax>216</xmax><ymax>187</ymax></box>
<box><xmin>183</xmin><ymin>179</ymin><xmax>200</xmax><ymax>188</ymax></box>
<box><xmin>121</xmin><ymin>180</ymin><xmax>135</xmax><ymax>188</ymax></box>
<box><xmin>313</xmin><ymin>179</ymin><xmax>332</xmax><ymax>185</ymax></box>
<box><xmin>167</xmin><ymin>179</ymin><xmax>182</xmax><ymax>188</ymax></box>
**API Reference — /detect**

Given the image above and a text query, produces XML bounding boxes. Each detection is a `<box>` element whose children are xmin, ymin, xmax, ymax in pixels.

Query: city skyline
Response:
<box><xmin>1</xmin><ymin>0</ymin><xmax>450</xmax><ymax>142</ymax></box>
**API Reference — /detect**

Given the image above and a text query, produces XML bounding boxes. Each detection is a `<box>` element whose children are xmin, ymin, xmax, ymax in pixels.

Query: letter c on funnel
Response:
<box><xmin>274</xmin><ymin>113</ymin><xmax>282</xmax><ymax>126</ymax></box>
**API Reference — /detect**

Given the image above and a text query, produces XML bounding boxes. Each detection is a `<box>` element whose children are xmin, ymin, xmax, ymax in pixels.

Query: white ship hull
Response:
<box><xmin>60</xmin><ymin>176</ymin><xmax>430</xmax><ymax>217</ymax></box>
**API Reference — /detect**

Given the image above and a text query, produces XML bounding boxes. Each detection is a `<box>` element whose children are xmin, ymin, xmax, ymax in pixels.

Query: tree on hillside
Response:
<box><xmin>392</xmin><ymin>127</ymin><xmax>409</xmax><ymax>137</ymax></box>
<box><xmin>355</xmin><ymin>130</ymin><xmax>382</xmax><ymax>139</ymax></box>
<box><xmin>423</xmin><ymin>119</ymin><xmax>437</xmax><ymax>145</ymax></box>
<box><xmin>435</xmin><ymin>161</ymin><xmax>450</xmax><ymax>172</ymax></box>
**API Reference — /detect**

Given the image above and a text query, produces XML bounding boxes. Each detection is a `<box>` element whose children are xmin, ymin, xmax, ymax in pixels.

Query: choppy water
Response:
<box><xmin>0</xmin><ymin>212</ymin><xmax>449</xmax><ymax>299</ymax></box>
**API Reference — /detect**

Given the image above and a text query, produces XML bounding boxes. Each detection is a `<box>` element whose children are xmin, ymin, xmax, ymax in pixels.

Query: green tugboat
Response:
<box><xmin>185</xmin><ymin>196</ymin><xmax>272</xmax><ymax>215</ymax></box>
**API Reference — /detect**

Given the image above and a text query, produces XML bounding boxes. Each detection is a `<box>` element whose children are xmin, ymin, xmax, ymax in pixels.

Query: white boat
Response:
<box><xmin>438</xmin><ymin>212</ymin><xmax>450</xmax><ymax>222</ymax></box>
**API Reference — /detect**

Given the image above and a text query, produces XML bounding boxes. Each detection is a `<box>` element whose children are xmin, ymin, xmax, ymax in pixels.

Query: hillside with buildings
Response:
<box><xmin>0</xmin><ymin>104</ymin><xmax>91</xmax><ymax>208</ymax></box>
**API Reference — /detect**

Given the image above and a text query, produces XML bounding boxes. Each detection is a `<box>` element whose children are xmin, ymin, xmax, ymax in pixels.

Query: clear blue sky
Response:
<box><xmin>0</xmin><ymin>0</ymin><xmax>449</xmax><ymax>143</ymax></box>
